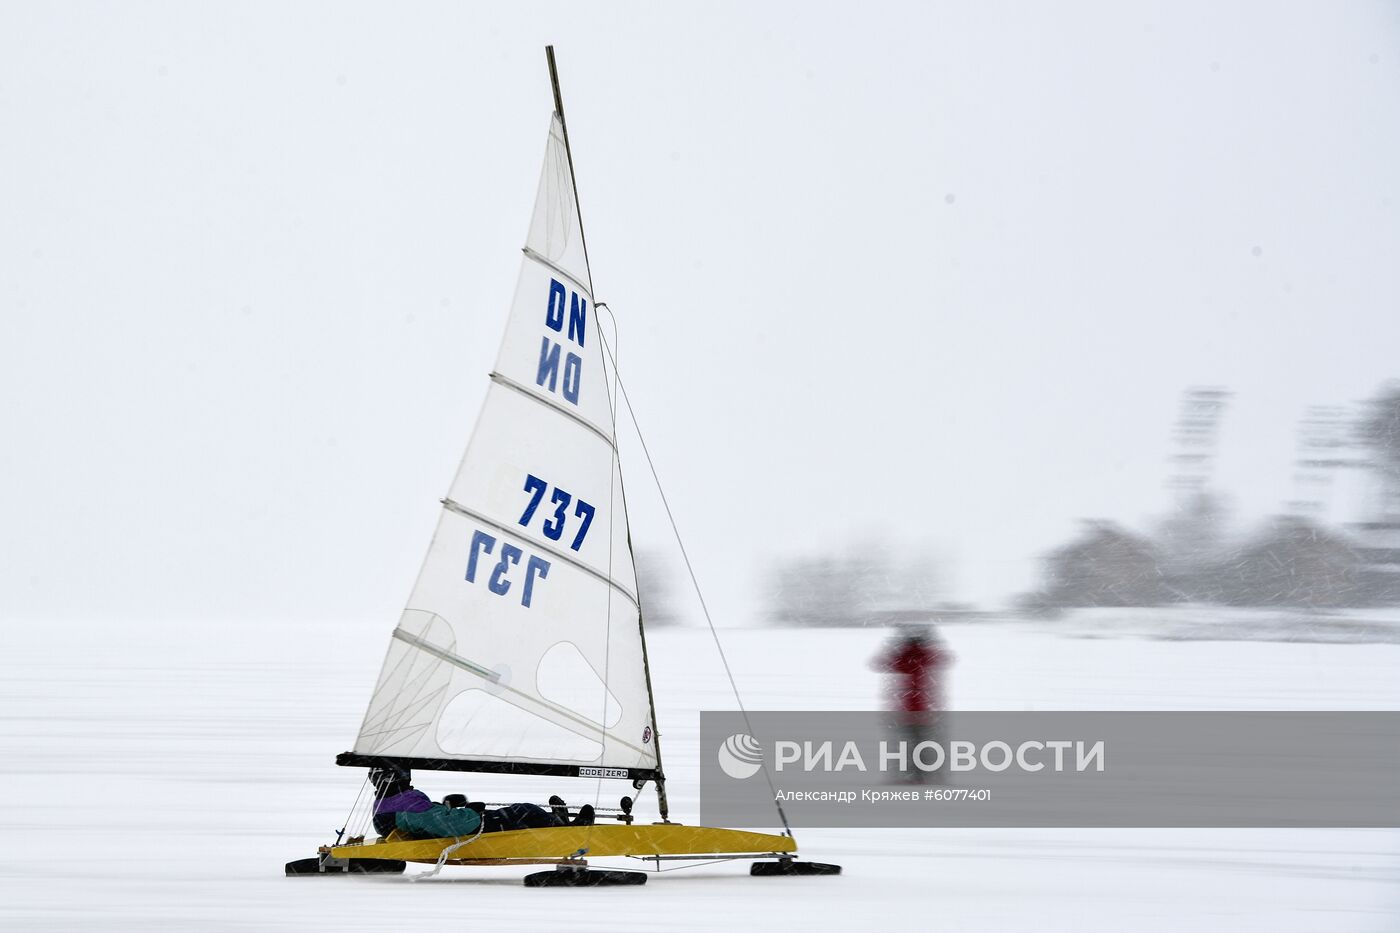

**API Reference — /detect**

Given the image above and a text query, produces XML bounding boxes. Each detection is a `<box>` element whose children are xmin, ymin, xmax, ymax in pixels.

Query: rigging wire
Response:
<box><xmin>596</xmin><ymin>302</ymin><xmax>671</xmax><ymax>824</ymax></box>
<box><xmin>584</xmin><ymin>298</ymin><xmax>624</xmax><ymax>847</ymax></box>
<box><xmin>335</xmin><ymin>773</ymin><xmax>373</xmax><ymax>845</ymax></box>
<box><xmin>596</xmin><ymin>323</ymin><xmax>795</xmax><ymax>839</ymax></box>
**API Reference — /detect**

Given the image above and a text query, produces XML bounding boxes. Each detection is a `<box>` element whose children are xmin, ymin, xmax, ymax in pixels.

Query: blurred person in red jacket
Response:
<box><xmin>872</xmin><ymin>624</ymin><xmax>953</xmax><ymax>782</ymax></box>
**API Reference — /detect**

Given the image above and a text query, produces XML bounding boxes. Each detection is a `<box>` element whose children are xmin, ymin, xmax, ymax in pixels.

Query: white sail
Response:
<box><xmin>348</xmin><ymin>114</ymin><xmax>658</xmax><ymax>777</ymax></box>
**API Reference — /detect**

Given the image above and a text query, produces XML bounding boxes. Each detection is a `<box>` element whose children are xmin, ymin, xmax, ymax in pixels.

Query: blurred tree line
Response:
<box><xmin>651</xmin><ymin>383</ymin><xmax>1400</xmax><ymax>627</ymax></box>
<box><xmin>1021</xmin><ymin>381</ymin><xmax>1400</xmax><ymax>612</ymax></box>
<box><xmin>763</xmin><ymin>543</ymin><xmax>950</xmax><ymax>627</ymax></box>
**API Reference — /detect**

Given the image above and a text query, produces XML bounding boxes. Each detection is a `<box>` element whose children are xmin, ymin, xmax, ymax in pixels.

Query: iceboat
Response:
<box><xmin>284</xmin><ymin>47</ymin><xmax>837</xmax><ymax>887</ymax></box>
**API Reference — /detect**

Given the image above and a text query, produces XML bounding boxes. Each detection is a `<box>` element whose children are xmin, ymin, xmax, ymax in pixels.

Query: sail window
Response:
<box><xmin>536</xmin><ymin>641</ymin><xmax>623</xmax><ymax>728</ymax></box>
<box><xmin>436</xmin><ymin>688</ymin><xmax>604</xmax><ymax>762</ymax></box>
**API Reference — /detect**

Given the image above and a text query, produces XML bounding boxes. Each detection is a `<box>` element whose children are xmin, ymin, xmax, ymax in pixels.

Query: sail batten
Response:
<box><xmin>521</xmin><ymin>246</ymin><xmax>591</xmax><ymax>300</ymax></box>
<box><xmin>486</xmin><ymin>371</ymin><xmax>617</xmax><ymax>449</ymax></box>
<box><xmin>390</xmin><ymin>627</ymin><xmax>501</xmax><ymax>683</ymax></box>
<box><xmin>346</xmin><ymin>110</ymin><xmax>656</xmax><ymax>778</ymax></box>
<box><xmin>440</xmin><ymin>497</ymin><xmax>641</xmax><ymax>609</ymax></box>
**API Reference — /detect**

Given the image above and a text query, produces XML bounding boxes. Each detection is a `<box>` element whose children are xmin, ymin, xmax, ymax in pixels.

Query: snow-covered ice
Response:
<box><xmin>3</xmin><ymin>617</ymin><xmax>1398</xmax><ymax>931</ymax></box>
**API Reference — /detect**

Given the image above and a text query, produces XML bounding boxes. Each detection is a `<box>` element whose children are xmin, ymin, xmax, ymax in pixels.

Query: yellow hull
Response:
<box><xmin>330</xmin><ymin>823</ymin><xmax>795</xmax><ymax>864</ymax></box>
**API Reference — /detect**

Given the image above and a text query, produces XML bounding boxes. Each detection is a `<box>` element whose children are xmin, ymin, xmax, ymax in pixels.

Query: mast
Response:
<box><xmin>545</xmin><ymin>46</ymin><xmax>594</xmax><ymax>292</ymax></box>
<box><xmin>544</xmin><ymin>45</ymin><xmax>670</xmax><ymax>820</ymax></box>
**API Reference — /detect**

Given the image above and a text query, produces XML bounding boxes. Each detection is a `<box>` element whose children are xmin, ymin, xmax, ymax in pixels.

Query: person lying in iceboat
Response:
<box><xmin>369</xmin><ymin>768</ymin><xmax>593</xmax><ymax>839</ymax></box>
<box><xmin>460</xmin><ymin>794</ymin><xmax>596</xmax><ymax>833</ymax></box>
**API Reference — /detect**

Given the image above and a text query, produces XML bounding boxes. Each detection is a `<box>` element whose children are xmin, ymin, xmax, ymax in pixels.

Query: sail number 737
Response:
<box><xmin>518</xmin><ymin>473</ymin><xmax>595</xmax><ymax>551</ymax></box>
<box><xmin>466</xmin><ymin>531</ymin><xmax>550</xmax><ymax>608</ymax></box>
<box><xmin>460</xmin><ymin>475</ymin><xmax>596</xmax><ymax>609</ymax></box>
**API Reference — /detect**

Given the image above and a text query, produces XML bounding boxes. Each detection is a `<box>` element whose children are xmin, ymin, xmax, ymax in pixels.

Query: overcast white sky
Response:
<box><xmin>3</xmin><ymin>1</ymin><xmax>1399</xmax><ymax>628</ymax></box>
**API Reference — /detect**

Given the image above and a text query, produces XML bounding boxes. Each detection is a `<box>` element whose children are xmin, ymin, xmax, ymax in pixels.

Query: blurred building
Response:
<box><xmin>1286</xmin><ymin>405</ymin><xmax>1352</xmax><ymax>520</ymax></box>
<box><xmin>1158</xmin><ymin>388</ymin><xmax>1232</xmax><ymax>581</ymax></box>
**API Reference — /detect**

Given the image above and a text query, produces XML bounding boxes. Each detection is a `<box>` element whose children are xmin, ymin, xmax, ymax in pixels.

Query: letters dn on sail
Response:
<box><xmin>536</xmin><ymin>278</ymin><xmax>586</xmax><ymax>405</ymax></box>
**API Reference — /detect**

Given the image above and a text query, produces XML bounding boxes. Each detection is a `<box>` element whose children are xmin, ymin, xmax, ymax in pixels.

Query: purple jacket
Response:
<box><xmin>374</xmin><ymin>788</ymin><xmax>434</xmax><ymax>815</ymax></box>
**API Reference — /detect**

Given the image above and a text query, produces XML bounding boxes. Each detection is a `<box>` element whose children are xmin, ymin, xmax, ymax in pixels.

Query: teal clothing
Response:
<box><xmin>395</xmin><ymin>803</ymin><xmax>482</xmax><ymax>838</ymax></box>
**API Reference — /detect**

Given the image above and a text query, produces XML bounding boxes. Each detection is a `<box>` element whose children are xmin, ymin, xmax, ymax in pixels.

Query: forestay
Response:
<box><xmin>343</xmin><ymin>114</ymin><xmax>658</xmax><ymax>779</ymax></box>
